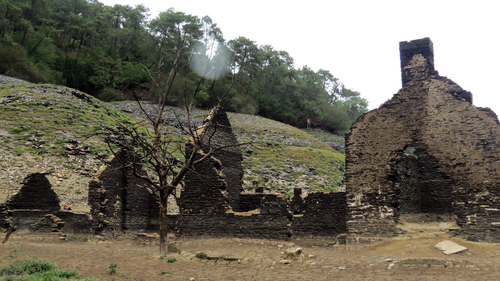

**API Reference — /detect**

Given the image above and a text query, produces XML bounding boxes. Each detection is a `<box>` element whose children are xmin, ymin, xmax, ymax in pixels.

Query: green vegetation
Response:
<box><xmin>0</xmin><ymin>0</ymin><xmax>367</xmax><ymax>134</ymax></box>
<box><xmin>195</xmin><ymin>252</ymin><xmax>208</xmax><ymax>260</ymax></box>
<box><xmin>167</xmin><ymin>258</ymin><xmax>177</xmax><ymax>263</ymax></box>
<box><xmin>229</xmin><ymin>113</ymin><xmax>345</xmax><ymax>194</ymax></box>
<box><xmin>0</xmin><ymin>83</ymin><xmax>346</xmax><ymax>206</ymax></box>
<box><xmin>0</xmin><ymin>83</ymin><xmax>134</xmax><ymax>208</ymax></box>
<box><xmin>0</xmin><ymin>83</ymin><xmax>129</xmax><ymax>163</ymax></box>
<box><xmin>0</xmin><ymin>259</ymin><xmax>96</xmax><ymax>280</ymax></box>
<box><xmin>105</xmin><ymin>264</ymin><xmax>117</xmax><ymax>275</ymax></box>
<box><xmin>66</xmin><ymin>235</ymin><xmax>89</xmax><ymax>243</ymax></box>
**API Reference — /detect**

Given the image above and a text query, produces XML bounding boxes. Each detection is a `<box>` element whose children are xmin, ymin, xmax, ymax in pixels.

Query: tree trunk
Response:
<box><xmin>28</xmin><ymin>32</ymin><xmax>48</xmax><ymax>56</ymax></box>
<box><xmin>159</xmin><ymin>194</ymin><xmax>169</xmax><ymax>255</ymax></box>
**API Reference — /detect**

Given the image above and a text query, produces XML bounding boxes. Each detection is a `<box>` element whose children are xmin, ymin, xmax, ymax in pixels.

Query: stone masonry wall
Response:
<box><xmin>87</xmin><ymin>106</ymin><xmax>347</xmax><ymax>240</ymax></box>
<box><xmin>179</xmin><ymin>106</ymin><xmax>243</xmax><ymax>213</ymax></box>
<box><xmin>346</xmin><ymin>37</ymin><xmax>500</xmax><ymax>243</ymax></box>
<box><xmin>292</xmin><ymin>191</ymin><xmax>346</xmax><ymax>238</ymax></box>
<box><xmin>177</xmin><ymin>106</ymin><xmax>346</xmax><ymax>239</ymax></box>
<box><xmin>88</xmin><ymin>150</ymin><xmax>158</xmax><ymax>233</ymax></box>
<box><xmin>6</xmin><ymin>173</ymin><xmax>60</xmax><ymax>212</ymax></box>
<box><xmin>1</xmin><ymin>173</ymin><xmax>92</xmax><ymax>234</ymax></box>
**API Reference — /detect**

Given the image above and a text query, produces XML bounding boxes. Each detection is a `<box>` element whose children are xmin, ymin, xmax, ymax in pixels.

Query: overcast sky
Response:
<box><xmin>99</xmin><ymin>0</ymin><xmax>500</xmax><ymax>115</ymax></box>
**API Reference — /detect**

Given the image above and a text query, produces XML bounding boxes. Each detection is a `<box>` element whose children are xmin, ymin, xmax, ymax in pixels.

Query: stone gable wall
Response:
<box><xmin>179</xmin><ymin>106</ymin><xmax>242</xmax><ymax>214</ymax></box>
<box><xmin>346</xmin><ymin>38</ymin><xmax>500</xmax><ymax>243</ymax></box>
<box><xmin>6</xmin><ymin>173</ymin><xmax>60</xmax><ymax>212</ymax></box>
<box><xmin>88</xmin><ymin>150</ymin><xmax>158</xmax><ymax>233</ymax></box>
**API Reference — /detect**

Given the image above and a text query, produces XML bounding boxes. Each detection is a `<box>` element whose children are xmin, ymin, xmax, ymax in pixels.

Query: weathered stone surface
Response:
<box><xmin>179</xmin><ymin>106</ymin><xmax>234</xmax><ymax>215</ymax></box>
<box><xmin>434</xmin><ymin>240</ymin><xmax>467</xmax><ymax>255</ymax></box>
<box><xmin>283</xmin><ymin>247</ymin><xmax>303</xmax><ymax>259</ymax></box>
<box><xmin>346</xmin><ymin>37</ymin><xmax>500</xmax><ymax>243</ymax></box>
<box><xmin>6</xmin><ymin>173</ymin><xmax>60</xmax><ymax>212</ymax></box>
<box><xmin>167</xmin><ymin>242</ymin><xmax>182</xmax><ymax>254</ymax></box>
<box><xmin>30</xmin><ymin>214</ymin><xmax>64</xmax><ymax>232</ymax></box>
<box><xmin>88</xmin><ymin>150</ymin><xmax>159</xmax><ymax>233</ymax></box>
<box><xmin>291</xmin><ymin>191</ymin><xmax>346</xmax><ymax>238</ymax></box>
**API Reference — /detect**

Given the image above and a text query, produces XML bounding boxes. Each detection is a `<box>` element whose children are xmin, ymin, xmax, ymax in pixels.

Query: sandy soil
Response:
<box><xmin>1</xmin><ymin>231</ymin><xmax>500</xmax><ymax>281</ymax></box>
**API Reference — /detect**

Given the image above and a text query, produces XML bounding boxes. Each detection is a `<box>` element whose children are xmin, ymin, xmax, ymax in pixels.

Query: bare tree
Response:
<box><xmin>105</xmin><ymin>11</ymin><xmax>245</xmax><ymax>255</ymax></box>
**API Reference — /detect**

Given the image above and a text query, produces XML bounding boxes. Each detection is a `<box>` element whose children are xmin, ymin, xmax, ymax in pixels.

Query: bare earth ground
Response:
<box><xmin>2</xmin><ymin>228</ymin><xmax>500</xmax><ymax>281</ymax></box>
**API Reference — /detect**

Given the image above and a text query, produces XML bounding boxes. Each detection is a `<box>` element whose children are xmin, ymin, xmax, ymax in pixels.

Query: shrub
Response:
<box><xmin>98</xmin><ymin>87</ymin><xmax>123</xmax><ymax>102</ymax></box>
<box><xmin>0</xmin><ymin>259</ymin><xmax>56</xmax><ymax>276</ymax></box>
<box><xmin>9</xmin><ymin>126</ymin><xmax>30</xmax><ymax>134</ymax></box>
<box><xmin>195</xmin><ymin>252</ymin><xmax>208</xmax><ymax>260</ymax></box>
<box><xmin>0</xmin><ymin>259</ymin><xmax>79</xmax><ymax>280</ymax></box>
<box><xmin>106</xmin><ymin>264</ymin><xmax>117</xmax><ymax>275</ymax></box>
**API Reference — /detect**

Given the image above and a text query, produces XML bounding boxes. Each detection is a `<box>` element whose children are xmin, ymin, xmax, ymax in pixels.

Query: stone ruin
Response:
<box><xmin>1</xmin><ymin>173</ymin><xmax>90</xmax><ymax>235</ymax></box>
<box><xmin>2</xmin><ymin>37</ymin><xmax>500</xmax><ymax>244</ymax></box>
<box><xmin>173</xmin><ymin>106</ymin><xmax>346</xmax><ymax>239</ymax></box>
<box><xmin>87</xmin><ymin>150</ymin><xmax>160</xmax><ymax>233</ymax></box>
<box><xmin>345</xmin><ymin>37</ymin><xmax>500</xmax><ymax>243</ymax></box>
<box><xmin>85</xmin><ymin>106</ymin><xmax>346</xmax><ymax>239</ymax></box>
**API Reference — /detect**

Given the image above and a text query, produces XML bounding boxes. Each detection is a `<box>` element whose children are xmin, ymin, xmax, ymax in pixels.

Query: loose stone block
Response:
<box><xmin>434</xmin><ymin>240</ymin><xmax>467</xmax><ymax>255</ymax></box>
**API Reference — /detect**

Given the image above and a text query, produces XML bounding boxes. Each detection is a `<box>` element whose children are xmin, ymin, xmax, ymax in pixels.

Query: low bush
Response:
<box><xmin>0</xmin><ymin>259</ymin><xmax>82</xmax><ymax>280</ymax></box>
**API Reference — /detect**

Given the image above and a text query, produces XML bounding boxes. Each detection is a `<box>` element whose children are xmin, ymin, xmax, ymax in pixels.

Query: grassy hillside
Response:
<box><xmin>0</xmin><ymin>79</ymin><xmax>345</xmax><ymax>211</ymax></box>
<box><xmin>229</xmin><ymin>113</ymin><xmax>345</xmax><ymax>196</ymax></box>
<box><xmin>0</xmin><ymin>81</ymin><xmax>128</xmax><ymax>212</ymax></box>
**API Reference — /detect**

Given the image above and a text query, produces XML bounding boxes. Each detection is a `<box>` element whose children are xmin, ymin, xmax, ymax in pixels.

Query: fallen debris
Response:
<box><xmin>434</xmin><ymin>240</ymin><xmax>467</xmax><ymax>255</ymax></box>
<box><xmin>283</xmin><ymin>247</ymin><xmax>304</xmax><ymax>259</ymax></box>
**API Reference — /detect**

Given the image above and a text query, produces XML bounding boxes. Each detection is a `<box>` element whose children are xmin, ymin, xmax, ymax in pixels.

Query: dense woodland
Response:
<box><xmin>0</xmin><ymin>0</ymin><xmax>368</xmax><ymax>133</ymax></box>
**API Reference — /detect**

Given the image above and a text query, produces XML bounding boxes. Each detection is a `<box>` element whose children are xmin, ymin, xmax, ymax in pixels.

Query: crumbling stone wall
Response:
<box><xmin>177</xmin><ymin>106</ymin><xmax>346</xmax><ymax>239</ymax></box>
<box><xmin>179</xmin><ymin>106</ymin><xmax>243</xmax><ymax>213</ymax></box>
<box><xmin>346</xmin><ymin>37</ymin><xmax>500</xmax><ymax>242</ymax></box>
<box><xmin>292</xmin><ymin>190</ymin><xmax>346</xmax><ymax>238</ymax></box>
<box><xmin>88</xmin><ymin>150</ymin><xmax>158</xmax><ymax>233</ymax></box>
<box><xmin>2</xmin><ymin>173</ymin><xmax>91</xmax><ymax>234</ymax></box>
<box><xmin>87</xmin><ymin>106</ymin><xmax>347</xmax><ymax>239</ymax></box>
<box><xmin>6</xmin><ymin>173</ymin><xmax>60</xmax><ymax>212</ymax></box>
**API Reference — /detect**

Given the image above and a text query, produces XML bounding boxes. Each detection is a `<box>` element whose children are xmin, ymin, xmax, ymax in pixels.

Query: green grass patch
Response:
<box><xmin>0</xmin><ymin>259</ymin><xmax>97</xmax><ymax>280</ymax></box>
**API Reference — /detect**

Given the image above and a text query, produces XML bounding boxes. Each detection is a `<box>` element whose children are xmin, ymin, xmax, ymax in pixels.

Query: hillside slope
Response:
<box><xmin>0</xmin><ymin>79</ymin><xmax>345</xmax><ymax>211</ymax></box>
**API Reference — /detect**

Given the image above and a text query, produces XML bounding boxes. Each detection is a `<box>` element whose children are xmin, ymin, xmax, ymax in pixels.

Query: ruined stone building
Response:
<box><xmin>84</xmin><ymin>106</ymin><xmax>346</xmax><ymax>239</ymax></box>
<box><xmin>175</xmin><ymin>106</ymin><xmax>346</xmax><ymax>239</ymax></box>
<box><xmin>345</xmin><ymin>37</ymin><xmax>500</xmax><ymax>242</ymax></box>
<box><xmin>5</xmin><ymin>37</ymin><xmax>499</xmax><ymax>244</ymax></box>
<box><xmin>88</xmin><ymin>150</ymin><xmax>159</xmax><ymax>232</ymax></box>
<box><xmin>1</xmin><ymin>173</ymin><xmax>90</xmax><ymax>234</ymax></box>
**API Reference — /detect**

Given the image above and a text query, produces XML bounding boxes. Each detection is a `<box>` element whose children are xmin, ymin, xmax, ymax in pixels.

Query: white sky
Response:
<box><xmin>99</xmin><ymin>0</ymin><xmax>500</xmax><ymax>115</ymax></box>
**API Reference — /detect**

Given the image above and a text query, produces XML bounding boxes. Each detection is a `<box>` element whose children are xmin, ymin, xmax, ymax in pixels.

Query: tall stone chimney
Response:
<box><xmin>399</xmin><ymin>37</ymin><xmax>436</xmax><ymax>87</ymax></box>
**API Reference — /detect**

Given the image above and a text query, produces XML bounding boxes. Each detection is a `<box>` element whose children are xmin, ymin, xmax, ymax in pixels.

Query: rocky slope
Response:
<box><xmin>0</xmin><ymin>78</ymin><xmax>345</xmax><ymax>211</ymax></box>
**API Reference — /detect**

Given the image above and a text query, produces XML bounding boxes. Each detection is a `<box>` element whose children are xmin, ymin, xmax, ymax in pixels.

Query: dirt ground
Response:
<box><xmin>1</xmin><ymin>231</ymin><xmax>500</xmax><ymax>281</ymax></box>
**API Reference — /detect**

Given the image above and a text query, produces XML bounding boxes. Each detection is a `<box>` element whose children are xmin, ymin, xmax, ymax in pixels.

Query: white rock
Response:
<box><xmin>434</xmin><ymin>240</ymin><xmax>467</xmax><ymax>255</ymax></box>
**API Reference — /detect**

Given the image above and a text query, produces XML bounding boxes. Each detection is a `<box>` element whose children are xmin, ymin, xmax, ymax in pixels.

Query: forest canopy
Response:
<box><xmin>0</xmin><ymin>0</ymin><xmax>368</xmax><ymax>133</ymax></box>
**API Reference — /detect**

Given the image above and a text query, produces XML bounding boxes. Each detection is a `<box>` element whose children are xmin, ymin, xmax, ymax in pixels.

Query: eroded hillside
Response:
<box><xmin>0</xmin><ymin>79</ymin><xmax>345</xmax><ymax>211</ymax></box>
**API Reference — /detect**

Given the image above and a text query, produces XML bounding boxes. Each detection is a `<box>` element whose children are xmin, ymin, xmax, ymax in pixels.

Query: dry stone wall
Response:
<box><xmin>88</xmin><ymin>150</ymin><xmax>158</xmax><ymax>233</ymax></box>
<box><xmin>6</xmin><ymin>173</ymin><xmax>60</xmax><ymax>212</ymax></box>
<box><xmin>176</xmin><ymin>106</ymin><xmax>346</xmax><ymax>239</ymax></box>
<box><xmin>292</xmin><ymin>191</ymin><xmax>346</xmax><ymax>238</ymax></box>
<box><xmin>1</xmin><ymin>173</ymin><xmax>92</xmax><ymax>235</ymax></box>
<box><xmin>346</xmin><ymin>37</ymin><xmax>500</xmax><ymax>243</ymax></box>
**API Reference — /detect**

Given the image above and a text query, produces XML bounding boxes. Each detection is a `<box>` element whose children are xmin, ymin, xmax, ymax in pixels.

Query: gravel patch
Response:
<box><xmin>0</xmin><ymin>75</ymin><xmax>27</xmax><ymax>83</ymax></box>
